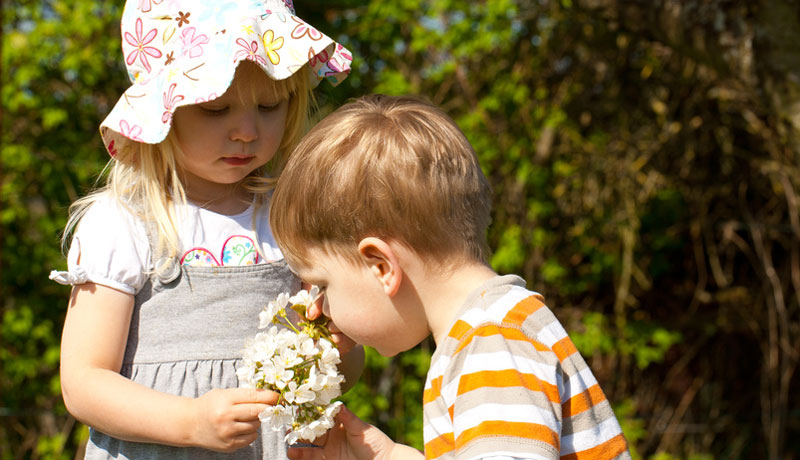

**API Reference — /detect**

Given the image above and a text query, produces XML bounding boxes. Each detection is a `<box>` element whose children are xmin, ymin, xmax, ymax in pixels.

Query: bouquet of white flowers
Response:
<box><xmin>237</xmin><ymin>286</ymin><xmax>344</xmax><ymax>444</ymax></box>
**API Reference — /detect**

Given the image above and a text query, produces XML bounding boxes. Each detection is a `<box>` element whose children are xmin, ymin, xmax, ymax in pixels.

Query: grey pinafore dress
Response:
<box><xmin>84</xmin><ymin>257</ymin><xmax>300</xmax><ymax>459</ymax></box>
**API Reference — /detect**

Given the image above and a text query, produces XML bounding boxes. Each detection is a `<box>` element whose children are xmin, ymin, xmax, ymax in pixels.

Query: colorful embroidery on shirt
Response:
<box><xmin>180</xmin><ymin>235</ymin><xmax>259</xmax><ymax>266</ymax></box>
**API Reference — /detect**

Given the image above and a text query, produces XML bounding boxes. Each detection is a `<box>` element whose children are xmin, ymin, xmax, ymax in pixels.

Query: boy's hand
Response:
<box><xmin>190</xmin><ymin>388</ymin><xmax>278</xmax><ymax>452</ymax></box>
<box><xmin>288</xmin><ymin>406</ymin><xmax>411</xmax><ymax>460</ymax></box>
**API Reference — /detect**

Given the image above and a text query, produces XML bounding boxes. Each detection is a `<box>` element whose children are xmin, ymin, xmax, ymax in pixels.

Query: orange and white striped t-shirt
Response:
<box><xmin>423</xmin><ymin>275</ymin><xmax>631</xmax><ymax>460</ymax></box>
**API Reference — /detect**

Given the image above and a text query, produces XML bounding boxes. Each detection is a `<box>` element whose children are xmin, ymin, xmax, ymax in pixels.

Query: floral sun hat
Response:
<box><xmin>100</xmin><ymin>0</ymin><xmax>352</xmax><ymax>156</ymax></box>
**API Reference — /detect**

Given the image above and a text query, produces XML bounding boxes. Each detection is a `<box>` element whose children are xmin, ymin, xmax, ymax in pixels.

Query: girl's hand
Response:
<box><xmin>190</xmin><ymin>388</ymin><xmax>279</xmax><ymax>452</ymax></box>
<box><xmin>288</xmin><ymin>406</ymin><xmax>418</xmax><ymax>460</ymax></box>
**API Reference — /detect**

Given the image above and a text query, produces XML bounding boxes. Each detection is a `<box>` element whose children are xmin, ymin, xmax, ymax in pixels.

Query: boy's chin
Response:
<box><xmin>371</xmin><ymin>343</ymin><xmax>412</xmax><ymax>358</ymax></box>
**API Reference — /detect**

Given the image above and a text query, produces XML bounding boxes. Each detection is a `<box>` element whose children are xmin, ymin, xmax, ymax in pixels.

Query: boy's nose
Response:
<box><xmin>229</xmin><ymin>111</ymin><xmax>259</xmax><ymax>143</ymax></box>
<box><xmin>322</xmin><ymin>297</ymin><xmax>331</xmax><ymax>318</ymax></box>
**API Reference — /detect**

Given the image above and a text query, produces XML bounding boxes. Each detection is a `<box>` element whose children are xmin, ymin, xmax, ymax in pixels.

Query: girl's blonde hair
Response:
<box><xmin>63</xmin><ymin>62</ymin><xmax>313</xmax><ymax>259</ymax></box>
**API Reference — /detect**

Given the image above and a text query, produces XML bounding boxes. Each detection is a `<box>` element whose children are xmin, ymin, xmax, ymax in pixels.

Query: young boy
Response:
<box><xmin>270</xmin><ymin>95</ymin><xmax>632</xmax><ymax>460</ymax></box>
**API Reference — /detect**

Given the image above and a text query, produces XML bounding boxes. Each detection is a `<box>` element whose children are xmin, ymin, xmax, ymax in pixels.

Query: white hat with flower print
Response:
<box><xmin>100</xmin><ymin>0</ymin><xmax>352</xmax><ymax>157</ymax></box>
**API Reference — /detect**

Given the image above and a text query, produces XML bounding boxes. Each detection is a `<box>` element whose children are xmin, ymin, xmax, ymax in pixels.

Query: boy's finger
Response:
<box><xmin>287</xmin><ymin>446</ymin><xmax>325</xmax><ymax>460</ymax></box>
<box><xmin>300</xmin><ymin>281</ymin><xmax>325</xmax><ymax>320</ymax></box>
<box><xmin>337</xmin><ymin>406</ymin><xmax>370</xmax><ymax>432</ymax></box>
<box><xmin>305</xmin><ymin>300</ymin><xmax>323</xmax><ymax>320</ymax></box>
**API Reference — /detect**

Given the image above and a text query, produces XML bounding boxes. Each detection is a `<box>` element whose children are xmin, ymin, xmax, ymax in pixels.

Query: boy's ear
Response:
<box><xmin>357</xmin><ymin>237</ymin><xmax>402</xmax><ymax>297</ymax></box>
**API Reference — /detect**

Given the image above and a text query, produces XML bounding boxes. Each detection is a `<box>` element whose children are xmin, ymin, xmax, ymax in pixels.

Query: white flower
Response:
<box><xmin>259</xmin><ymin>293</ymin><xmax>289</xmax><ymax>328</ymax></box>
<box><xmin>241</xmin><ymin>289</ymin><xmax>346</xmax><ymax>445</ymax></box>
<box><xmin>289</xmin><ymin>286</ymin><xmax>320</xmax><ymax>307</ymax></box>
<box><xmin>235</xmin><ymin>362</ymin><xmax>257</xmax><ymax>387</ymax></box>
<box><xmin>315</xmin><ymin>414</ymin><xmax>334</xmax><ymax>431</ymax></box>
<box><xmin>275</xmin><ymin>346</ymin><xmax>303</xmax><ymax>369</ymax></box>
<box><xmin>297</xmin><ymin>333</ymin><xmax>319</xmax><ymax>357</ymax></box>
<box><xmin>307</xmin><ymin>365</ymin><xmax>323</xmax><ymax>388</ymax></box>
<box><xmin>308</xmin><ymin>365</ymin><xmax>343</xmax><ymax>405</ymax></box>
<box><xmin>262</xmin><ymin>360</ymin><xmax>294</xmax><ymax>390</ymax></box>
<box><xmin>276</xmin><ymin>328</ymin><xmax>299</xmax><ymax>349</ymax></box>
<box><xmin>259</xmin><ymin>404</ymin><xmax>293</xmax><ymax>430</ymax></box>
<box><xmin>318</xmin><ymin>338</ymin><xmax>341</xmax><ymax>367</ymax></box>
<box><xmin>258</xmin><ymin>310</ymin><xmax>274</xmax><ymax>329</ymax></box>
<box><xmin>315</xmin><ymin>406</ymin><xmax>337</xmax><ymax>431</ymax></box>
<box><xmin>296</xmin><ymin>418</ymin><xmax>327</xmax><ymax>443</ymax></box>
<box><xmin>324</xmin><ymin>401</ymin><xmax>343</xmax><ymax>419</ymax></box>
<box><xmin>284</xmin><ymin>381</ymin><xmax>315</xmax><ymax>404</ymax></box>
<box><xmin>284</xmin><ymin>429</ymin><xmax>300</xmax><ymax>445</ymax></box>
<box><xmin>246</xmin><ymin>329</ymin><xmax>279</xmax><ymax>359</ymax></box>
<box><xmin>290</xmin><ymin>402</ymin><xmax>342</xmax><ymax>443</ymax></box>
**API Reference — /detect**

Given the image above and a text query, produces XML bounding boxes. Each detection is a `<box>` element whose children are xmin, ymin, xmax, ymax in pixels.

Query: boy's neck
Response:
<box><xmin>403</xmin><ymin>254</ymin><xmax>497</xmax><ymax>347</ymax></box>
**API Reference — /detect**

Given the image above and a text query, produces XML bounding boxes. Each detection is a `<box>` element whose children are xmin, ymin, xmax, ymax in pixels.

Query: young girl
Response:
<box><xmin>49</xmin><ymin>1</ymin><xmax>362</xmax><ymax>458</ymax></box>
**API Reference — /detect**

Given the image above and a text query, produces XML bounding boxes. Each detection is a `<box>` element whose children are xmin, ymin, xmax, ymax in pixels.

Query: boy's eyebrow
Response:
<box><xmin>284</xmin><ymin>261</ymin><xmax>302</xmax><ymax>276</ymax></box>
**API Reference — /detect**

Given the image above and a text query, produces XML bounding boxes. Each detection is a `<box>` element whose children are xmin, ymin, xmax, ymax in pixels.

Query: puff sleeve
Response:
<box><xmin>50</xmin><ymin>195</ymin><xmax>151</xmax><ymax>295</ymax></box>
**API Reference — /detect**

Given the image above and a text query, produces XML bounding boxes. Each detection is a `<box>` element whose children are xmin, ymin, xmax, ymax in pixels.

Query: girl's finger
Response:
<box><xmin>230</xmin><ymin>418</ymin><xmax>262</xmax><ymax>435</ymax></box>
<box><xmin>231</xmin><ymin>402</ymin><xmax>272</xmax><ymax>422</ymax></box>
<box><xmin>231</xmin><ymin>431</ymin><xmax>260</xmax><ymax>449</ymax></box>
<box><xmin>228</xmin><ymin>387</ymin><xmax>280</xmax><ymax>405</ymax></box>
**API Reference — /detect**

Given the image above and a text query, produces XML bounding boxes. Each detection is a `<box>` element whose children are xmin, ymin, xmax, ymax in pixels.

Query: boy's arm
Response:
<box><xmin>288</xmin><ymin>406</ymin><xmax>423</xmax><ymax>460</ymax></box>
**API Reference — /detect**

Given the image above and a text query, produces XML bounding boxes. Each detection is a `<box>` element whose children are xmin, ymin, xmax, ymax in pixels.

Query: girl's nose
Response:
<box><xmin>229</xmin><ymin>110</ymin><xmax>259</xmax><ymax>143</ymax></box>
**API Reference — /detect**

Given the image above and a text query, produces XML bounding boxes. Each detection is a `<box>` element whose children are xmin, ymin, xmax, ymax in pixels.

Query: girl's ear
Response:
<box><xmin>357</xmin><ymin>237</ymin><xmax>402</xmax><ymax>297</ymax></box>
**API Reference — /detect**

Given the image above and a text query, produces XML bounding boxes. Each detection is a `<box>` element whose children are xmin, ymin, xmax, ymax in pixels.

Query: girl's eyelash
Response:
<box><xmin>201</xmin><ymin>106</ymin><xmax>228</xmax><ymax>115</ymax></box>
<box><xmin>200</xmin><ymin>103</ymin><xmax>278</xmax><ymax>114</ymax></box>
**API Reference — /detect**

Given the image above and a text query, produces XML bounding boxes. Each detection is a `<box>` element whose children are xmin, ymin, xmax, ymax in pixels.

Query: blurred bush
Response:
<box><xmin>3</xmin><ymin>0</ymin><xmax>800</xmax><ymax>458</ymax></box>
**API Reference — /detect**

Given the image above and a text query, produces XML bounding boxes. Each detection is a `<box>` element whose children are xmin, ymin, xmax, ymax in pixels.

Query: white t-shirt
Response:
<box><xmin>65</xmin><ymin>194</ymin><xmax>283</xmax><ymax>295</ymax></box>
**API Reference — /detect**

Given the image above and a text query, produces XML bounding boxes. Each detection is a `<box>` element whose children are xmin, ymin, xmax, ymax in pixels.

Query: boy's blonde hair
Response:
<box><xmin>64</xmin><ymin>62</ymin><xmax>312</xmax><ymax>259</ymax></box>
<box><xmin>270</xmin><ymin>94</ymin><xmax>492</xmax><ymax>270</ymax></box>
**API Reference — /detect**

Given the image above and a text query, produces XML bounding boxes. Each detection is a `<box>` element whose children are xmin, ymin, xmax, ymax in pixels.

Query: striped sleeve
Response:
<box><xmin>423</xmin><ymin>288</ymin><xmax>631</xmax><ymax>460</ymax></box>
<box><xmin>424</xmin><ymin>293</ymin><xmax>563</xmax><ymax>460</ymax></box>
<box><xmin>521</xmin><ymin>305</ymin><xmax>630</xmax><ymax>460</ymax></box>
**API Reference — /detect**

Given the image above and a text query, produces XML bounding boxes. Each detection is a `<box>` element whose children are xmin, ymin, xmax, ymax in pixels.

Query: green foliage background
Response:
<box><xmin>3</xmin><ymin>0</ymin><xmax>800</xmax><ymax>458</ymax></box>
